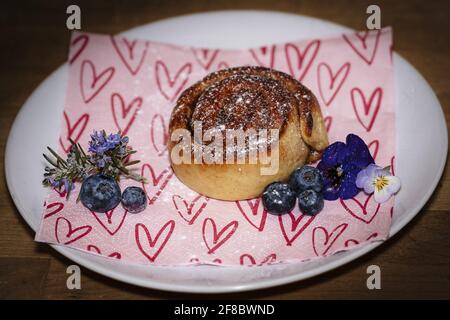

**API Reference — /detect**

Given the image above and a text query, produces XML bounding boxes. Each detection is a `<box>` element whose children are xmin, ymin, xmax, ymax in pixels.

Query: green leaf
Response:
<box><xmin>124</xmin><ymin>160</ymin><xmax>140</xmax><ymax>167</ymax></box>
<box><xmin>68</xmin><ymin>138</ymin><xmax>77</xmax><ymax>148</ymax></box>
<box><xmin>47</xmin><ymin>147</ymin><xmax>68</xmax><ymax>167</ymax></box>
<box><xmin>78</xmin><ymin>143</ymin><xmax>87</xmax><ymax>157</ymax></box>
<box><xmin>43</xmin><ymin>153</ymin><xmax>58</xmax><ymax>168</ymax></box>
<box><xmin>117</xmin><ymin>166</ymin><xmax>129</xmax><ymax>174</ymax></box>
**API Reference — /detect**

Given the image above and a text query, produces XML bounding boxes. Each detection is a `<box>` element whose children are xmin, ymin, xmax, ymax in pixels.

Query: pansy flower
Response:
<box><xmin>317</xmin><ymin>134</ymin><xmax>374</xmax><ymax>200</ymax></box>
<box><xmin>356</xmin><ymin>164</ymin><xmax>401</xmax><ymax>203</ymax></box>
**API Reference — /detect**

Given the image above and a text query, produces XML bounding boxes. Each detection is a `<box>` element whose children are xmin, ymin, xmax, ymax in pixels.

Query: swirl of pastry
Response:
<box><xmin>191</xmin><ymin>74</ymin><xmax>293</xmax><ymax>132</ymax></box>
<box><xmin>169</xmin><ymin>66</ymin><xmax>329</xmax><ymax>200</ymax></box>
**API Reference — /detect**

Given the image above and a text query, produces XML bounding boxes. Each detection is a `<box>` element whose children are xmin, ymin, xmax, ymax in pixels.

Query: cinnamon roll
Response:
<box><xmin>168</xmin><ymin>66</ymin><xmax>328</xmax><ymax>201</ymax></box>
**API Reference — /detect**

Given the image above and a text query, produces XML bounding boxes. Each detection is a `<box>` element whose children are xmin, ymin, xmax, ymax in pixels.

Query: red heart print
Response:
<box><xmin>141</xmin><ymin>164</ymin><xmax>173</xmax><ymax>205</ymax></box>
<box><xmin>172</xmin><ymin>194</ymin><xmax>209</xmax><ymax>225</ymax></box>
<box><xmin>87</xmin><ymin>244</ymin><xmax>122</xmax><ymax>259</ymax></box>
<box><xmin>52</xmin><ymin>188</ymin><xmax>67</xmax><ymax>198</ymax></box>
<box><xmin>59</xmin><ymin>111</ymin><xmax>89</xmax><ymax>153</ymax></box>
<box><xmin>189</xmin><ymin>257</ymin><xmax>223</xmax><ymax>264</ymax></box>
<box><xmin>69</xmin><ymin>34</ymin><xmax>89</xmax><ymax>65</ymax></box>
<box><xmin>323</xmin><ymin>116</ymin><xmax>333</xmax><ymax>133</ymax></box>
<box><xmin>44</xmin><ymin>202</ymin><xmax>64</xmax><ymax>219</ymax></box>
<box><xmin>80</xmin><ymin>60</ymin><xmax>115</xmax><ymax>104</ymax></box>
<box><xmin>312</xmin><ymin>223</ymin><xmax>348</xmax><ymax>256</ymax></box>
<box><xmin>344</xmin><ymin>232</ymin><xmax>379</xmax><ymax>247</ymax></box>
<box><xmin>279</xmin><ymin>212</ymin><xmax>316</xmax><ymax>246</ymax></box>
<box><xmin>351</xmin><ymin>87</ymin><xmax>383</xmax><ymax>132</ymax></box>
<box><xmin>250</xmin><ymin>45</ymin><xmax>276</xmax><ymax>68</ymax></box>
<box><xmin>285</xmin><ymin>40</ymin><xmax>320</xmax><ymax>81</ymax></box>
<box><xmin>235</xmin><ymin>199</ymin><xmax>267</xmax><ymax>232</ymax></box>
<box><xmin>368</xmin><ymin>139</ymin><xmax>380</xmax><ymax>161</ymax></box>
<box><xmin>317</xmin><ymin>62</ymin><xmax>351</xmax><ymax>106</ymax></box>
<box><xmin>202</xmin><ymin>218</ymin><xmax>238</xmax><ymax>254</ymax></box>
<box><xmin>340</xmin><ymin>193</ymin><xmax>381</xmax><ymax>224</ymax></box>
<box><xmin>111</xmin><ymin>93</ymin><xmax>143</xmax><ymax>136</ymax></box>
<box><xmin>150</xmin><ymin>114</ymin><xmax>168</xmax><ymax>156</ymax></box>
<box><xmin>111</xmin><ymin>36</ymin><xmax>148</xmax><ymax>76</ymax></box>
<box><xmin>192</xmin><ymin>48</ymin><xmax>219</xmax><ymax>70</ymax></box>
<box><xmin>135</xmin><ymin>221</ymin><xmax>175</xmax><ymax>263</ymax></box>
<box><xmin>343</xmin><ymin>30</ymin><xmax>381</xmax><ymax>65</ymax></box>
<box><xmin>239</xmin><ymin>253</ymin><xmax>276</xmax><ymax>266</ymax></box>
<box><xmin>390</xmin><ymin>155</ymin><xmax>396</xmax><ymax>175</ymax></box>
<box><xmin>55</xmin><ymin>217</ymin><xmax>92</xmax><ymax>245</ymax></box>
<box><xmin>155</xmin><ymin>61</ymin><xmax>192</xmax><ymax>101</ymax></box>
<box><xmin>91</xmin><ymin>207</ymin><xmax>128</xmax><ymax>236</ymax></box>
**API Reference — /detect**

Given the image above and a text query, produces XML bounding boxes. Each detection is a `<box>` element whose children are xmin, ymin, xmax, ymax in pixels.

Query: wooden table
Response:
<box><xmin>1</xmin><ymin>0</ymin><xmax>449</xmax><ymax>299</ymax></box>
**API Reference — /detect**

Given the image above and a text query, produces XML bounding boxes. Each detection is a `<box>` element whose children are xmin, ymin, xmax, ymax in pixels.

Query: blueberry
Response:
<box><xmin>80</xmin><ymin>174</ymin><xmax>121</xmax><ymax>213</ymax></box>
<box><xmin>262</xmin><ymin>182</ymin><xmax>296</xmax><ymax>215</ymax></box>
<box><xmin>298</xmin><ymin>189</ymin><xmax>324</xmax><ymax>216</ymax></box>
<box><xmin>121</xmin><ymin>186</ymin><xmax>147</xmax><ymax>213</ymax></box>
<box><xmin>289</xmin><ymin>165</ymin><xmax>323</xmax><ymax>193</ymax></box>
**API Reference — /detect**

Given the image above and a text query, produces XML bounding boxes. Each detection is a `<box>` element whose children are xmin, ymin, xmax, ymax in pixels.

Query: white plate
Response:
<box><xmin>5</xmin><ymin>11</ymin><xmax>448</xmax><ymax>293</ymax></box>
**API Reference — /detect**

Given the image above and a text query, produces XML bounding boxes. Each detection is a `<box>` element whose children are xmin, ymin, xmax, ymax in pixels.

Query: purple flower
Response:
<box><xmin>88</xmin><ymin>131</ymin><xmax>122</xmax><ymax>155</ymax></box>
<box><xmin>43</xmin><ymin>177</ymin><xmax>58</xmax><ymax>187</ymax></box>
<box><xmin>90</xmin><ymin>131</ymin><xmax>106</xmax><ymax>144</ymax></box>
<box><xmin>61</xmin><ymin>178</ymin><xmax>69</xmax><ymax>193</ymax></box>
<box><xmin>96</xmin><ymin>159</ymin><xmax>105</xmax><ymax>168</ymax></box>
<box><xmin>95</xmin><ymin>155</ymin><xmax>112</xmax><ymax>168</ymax></box>
<box><xmin>89</xmin><ymin>131</ymin><xmax>107</xmax><ymax>155</ymax></box>
<box><xmin>106</xmin><ymin>133</ymin><xmax>121</xmax><ymax>149</ymax></box>
<box><xmin>317</xmin><ymin>134</ymin><xmax>374</xmax><ymax>200</ymax></box>
<box><xmin>356</xmin><ymin>164</ymin><xmax>401</xmax><ymax>203</ymax></box>
<box><xmin>86</xmin><ymin>130</ymin><xmax>131</xmax><ymax>173</ymax></box>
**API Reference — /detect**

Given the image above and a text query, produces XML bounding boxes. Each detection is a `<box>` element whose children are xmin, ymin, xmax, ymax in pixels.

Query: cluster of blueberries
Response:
<box><xmin>79</xmin><ymin>166</ymin><xmax>324</xmax><ymax>216</ymax></box>
<box><xmin>262</xmin><ymin>166</ymin><xmax>324</xmax><ymax>216</ymax></box>
<box><xmin>79</xmin><ymin>174</ymin><xmax>147</xmax><ymax>213</ymax></box>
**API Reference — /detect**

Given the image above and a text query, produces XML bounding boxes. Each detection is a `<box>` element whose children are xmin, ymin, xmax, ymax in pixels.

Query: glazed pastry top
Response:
<box><xmin>169</xmin><ymin>66</ymin><xmax>329</xmax><ymax>155</ymax></box>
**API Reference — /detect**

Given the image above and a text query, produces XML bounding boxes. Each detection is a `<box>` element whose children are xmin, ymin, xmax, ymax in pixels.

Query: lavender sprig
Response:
<box><xmin>43</xmin><ymin>130</ymin><xmax>145</xmax><ymax>199</ymax></box>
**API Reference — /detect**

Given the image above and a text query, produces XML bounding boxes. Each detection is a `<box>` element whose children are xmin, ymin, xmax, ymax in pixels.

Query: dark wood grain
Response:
<box><xmin>1</xmin><ymin>0</ymin><xmax>449</xmax><ymax>299</ymax></box>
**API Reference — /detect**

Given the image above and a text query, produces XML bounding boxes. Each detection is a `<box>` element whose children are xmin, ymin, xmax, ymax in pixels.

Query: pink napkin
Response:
<box><xmin>36</xmin><ymin>28</ymin><xmax>395</xmax><ymax>266</ymax></box>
